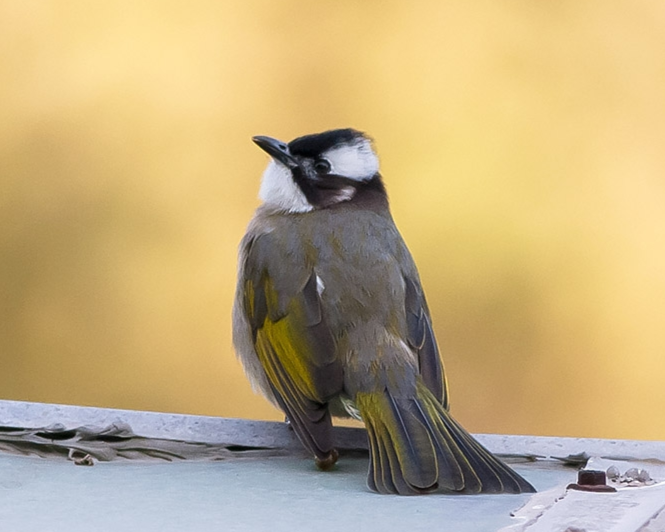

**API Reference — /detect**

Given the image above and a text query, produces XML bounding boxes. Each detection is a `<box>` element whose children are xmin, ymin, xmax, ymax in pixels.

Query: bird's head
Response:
<box><xmin>253</xmin><ymin>128</ymin><xmax>386</xmax><ymax>213</ymax></box>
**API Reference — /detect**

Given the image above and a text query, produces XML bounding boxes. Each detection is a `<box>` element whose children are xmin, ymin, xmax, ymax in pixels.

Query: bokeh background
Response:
<box><xmin>2</xmin><ymin>1</ymin><xmax>664</xmax><ymax>440</ymax></box>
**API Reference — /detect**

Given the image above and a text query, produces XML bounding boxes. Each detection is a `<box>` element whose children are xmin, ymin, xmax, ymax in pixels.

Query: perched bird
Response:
<box><xmin>232</xmin><ymin>128</ymin><xmax>535</xmax><ymax>495</ymax></box>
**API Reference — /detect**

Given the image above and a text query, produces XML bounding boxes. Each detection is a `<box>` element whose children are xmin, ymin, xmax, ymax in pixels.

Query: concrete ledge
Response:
<box><xmin>2</xmin><ymin>399</ymin><xmax>665</xmax><ymax>460</ymax></box>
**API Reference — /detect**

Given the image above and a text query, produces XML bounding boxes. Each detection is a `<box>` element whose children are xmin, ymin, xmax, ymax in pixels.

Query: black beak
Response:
<box><xmin>252</xmin><ymin>135</ymin><xmax>298</xmax><ymax>169</ymax></box>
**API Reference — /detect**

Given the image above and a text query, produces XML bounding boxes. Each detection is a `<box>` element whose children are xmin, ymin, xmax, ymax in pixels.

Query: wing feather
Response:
<box><xmin>404</xmin><ymin>276</ymin><xmax>447</xmax><ymax>407</ymax></box>
<box><xmin>241</xmin><ymin>235</ymin><xmax>343</xmax><ymax>459</ymax></box>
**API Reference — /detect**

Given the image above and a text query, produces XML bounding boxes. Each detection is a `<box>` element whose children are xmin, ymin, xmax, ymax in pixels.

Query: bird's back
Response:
<box><xmin>235</xmin><ymin>203</ymin><xmax>432</xmax><ymax>400</ymax></box>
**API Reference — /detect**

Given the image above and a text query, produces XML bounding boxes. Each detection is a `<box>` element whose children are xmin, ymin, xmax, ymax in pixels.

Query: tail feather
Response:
<box><xmin>411</xmin><ymin>399</ymin><xmax>467</xmax><ymax>491</ymax></box>
<box><xmin>445</xmin><ymin>414</ymin><xmax>534</xmax><ymax>494</ymax></box>
<box><xmin>364</xmin><ymin>421</ymin><xmax>380</xmax><ymax>493</ymax></box>
<box><xmin>356</xmin><ymin>382</ymin><xmax>536</xmax><ymax>495</ymax></box>
<box><xmin>374</xmin><ymin>425</ymin><xmax>405</xmax><ymax>494</ymax></box>
<box><xmin>385</xmin><ymin>393</ymin><xmax>438</xmax><ymax>490</ymax></box>
<box><xmin>430</xmin><ymin>408</ymin><xmax>502</xmax><ymax>493</ymax></box>
<box><xmin>362</xmin><ymin>393</ymin><xmax>438</xmax><ymax>494</ymax></box>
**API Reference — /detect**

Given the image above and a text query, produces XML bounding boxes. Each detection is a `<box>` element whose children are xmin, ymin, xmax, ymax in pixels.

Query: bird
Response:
<box><xmin>232</xmin><ymin>128</ymin><xmax>535</xmax><ymax>495</ymax></box>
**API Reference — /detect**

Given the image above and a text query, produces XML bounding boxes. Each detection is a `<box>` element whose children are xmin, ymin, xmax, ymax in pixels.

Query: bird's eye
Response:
<box><xmin>314</xmin><ymin>159</ymin><xmax>332</xmax><ymax>174</ymax></box>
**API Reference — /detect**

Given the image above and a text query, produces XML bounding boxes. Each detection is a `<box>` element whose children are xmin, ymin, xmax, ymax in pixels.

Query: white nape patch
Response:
<box><xmin>316</xmin><ymin>274</ymin><xmax>325</xmax><ymax>296</ymax></box>
<box><xmin>332</xmin><ymin>186</ymin><xmax>355</xmax><ymax>203</ymax></box>
<box><xmin>258</xmin><ymin>160</ymin><xmax>313</xmax><ymax>213</ymax></box>
<box><xmin>323</xmin><ymin>138</ymin><xmax>379</xmax><ymax>181</ymax></box>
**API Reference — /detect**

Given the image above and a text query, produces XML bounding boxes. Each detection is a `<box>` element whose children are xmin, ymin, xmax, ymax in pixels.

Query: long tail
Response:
<box><xmin>355</xmin><ymin>381</ymin><xmax>535</xmax><ymax>495</ymax></box>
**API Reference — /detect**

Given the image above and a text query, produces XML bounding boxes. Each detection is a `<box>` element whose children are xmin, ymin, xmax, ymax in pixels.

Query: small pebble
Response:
<box><xmin>625</xmin><ymin>468</ymin><xmax>639</xmax><ymax>481</ymax></box>
<box><xmin>606</xmin><ymin>466</ymin><xmax>620</xmax><ymax>480</ymax></box>
<box><xmin>636</xmin><ymin>469</ymin><xmax>651</xmax><ymax>482</ymax></box>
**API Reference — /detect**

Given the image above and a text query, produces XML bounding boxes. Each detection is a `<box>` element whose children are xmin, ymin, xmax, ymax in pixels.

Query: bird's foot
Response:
<box><xmin>315</xmin><ymin>448</ymin><xmax>339</xmax><ymax>471</ymax></box>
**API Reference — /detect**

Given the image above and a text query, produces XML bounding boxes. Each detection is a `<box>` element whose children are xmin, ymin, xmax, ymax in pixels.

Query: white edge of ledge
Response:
<box><xmin>1</xmin><ymin>398</ymin><xmax>664</xmax><ymax>459</ymax></box>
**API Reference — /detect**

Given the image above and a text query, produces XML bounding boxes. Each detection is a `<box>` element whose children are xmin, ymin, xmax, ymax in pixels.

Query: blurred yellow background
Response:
<box><xmin>1</xmin><ymin>1</ymin><xmax>664</xmax><ymax>441</ymax></box>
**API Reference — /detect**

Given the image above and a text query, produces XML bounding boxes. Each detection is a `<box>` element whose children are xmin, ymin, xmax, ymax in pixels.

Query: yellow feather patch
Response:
<box><xmin>256</xmin><ymin>317</ymin><xmax>317</xmax><ymax>397</ymax></box>
<box><xmin>251</xmin><ymin>276</ymin><xmax>320</xmax><ymax>400</ymax></box>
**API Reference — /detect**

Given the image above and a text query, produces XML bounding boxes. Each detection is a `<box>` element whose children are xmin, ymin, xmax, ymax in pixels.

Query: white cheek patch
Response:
<box><xmin>258</xmin><ymin>160</ymin><xmax>313</xmax><ymax>213</ymax></box>
<box><xmin>324</xmin><ymin>139</ymin><xmax>379</xmax><ymax>181</ymax></box>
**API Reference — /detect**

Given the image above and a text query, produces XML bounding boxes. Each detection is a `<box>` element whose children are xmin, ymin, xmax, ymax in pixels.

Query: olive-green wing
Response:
<box><xmin>242</xmin><ymin>236</ymin><xmax>343</xmax><ymax>461</ymax></box>
<box><xmin>404</xmin><ymin>276</ymin><xmax>448</xmax><ymax>408</ymax></box>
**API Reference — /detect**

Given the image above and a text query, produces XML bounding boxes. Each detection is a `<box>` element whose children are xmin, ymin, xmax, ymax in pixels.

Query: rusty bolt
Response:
<box><xmin>567</xmin><ymin>469</ymin><xmax>617</xmax><ymax>492</ymax></box>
